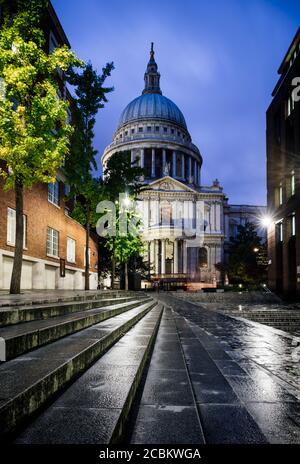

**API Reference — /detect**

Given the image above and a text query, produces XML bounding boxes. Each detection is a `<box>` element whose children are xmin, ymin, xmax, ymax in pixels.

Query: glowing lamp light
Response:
<box><xmin>261</xmin><ymin>216</ymin><xmax>273</xmax><ymax>228</ymax></box>
<box><xmin>123</xmin><ymin>196</ymin><xmax>131</xmax><ymax>208</ymax></box>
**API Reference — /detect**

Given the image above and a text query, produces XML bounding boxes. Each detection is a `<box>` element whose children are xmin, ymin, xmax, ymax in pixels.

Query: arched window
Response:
<box><xmin>198</xmin><ymin>247</ymin><xmax>208</xmax><ymax>268</ymax></box>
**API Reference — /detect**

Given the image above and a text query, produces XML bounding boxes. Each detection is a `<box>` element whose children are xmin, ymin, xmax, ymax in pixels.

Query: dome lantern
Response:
<box><xmin>142</xmin><ymin>42</ymin><xmax>162</xmax><ymax>95</ymax></box>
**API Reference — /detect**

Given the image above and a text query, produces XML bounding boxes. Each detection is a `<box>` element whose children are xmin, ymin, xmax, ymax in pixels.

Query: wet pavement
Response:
<box><xmin>155</xmin><ymin>294</ymin><xmax>300</xmax><ymax>443</ymax></box>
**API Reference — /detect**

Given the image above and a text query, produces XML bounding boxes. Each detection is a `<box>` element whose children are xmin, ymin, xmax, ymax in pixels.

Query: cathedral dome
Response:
<box><xmin>118</xmin><ymin>93</ymin><xmax>187</xmax><ymax>130</ymax></box>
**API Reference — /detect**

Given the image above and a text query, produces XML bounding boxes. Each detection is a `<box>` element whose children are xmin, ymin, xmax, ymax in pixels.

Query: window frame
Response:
<box><xmin>48</xmin><ymin>180</ymin><xmax>60</xmax><ymax>207</ymax></box>
<box><xmin>67</xmin><ymin>237</ymin><xmax>76</xmax><ymax>263</ymax></box>
<box><xmin>47</xmin><ymin>227</ymin><xmax>59</xmax><ymax>258</ymax></box>
<box><xmin>7</xmin><ymin>207</ymin><xmax>27</xmax><ymax>248</ymax></box>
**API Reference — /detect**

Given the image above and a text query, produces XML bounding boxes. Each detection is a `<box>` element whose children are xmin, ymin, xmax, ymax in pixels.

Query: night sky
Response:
<box><xmin>52</xmin><ymin>0</ymin><xmax>300</xmax><ymax>205</ymax></box>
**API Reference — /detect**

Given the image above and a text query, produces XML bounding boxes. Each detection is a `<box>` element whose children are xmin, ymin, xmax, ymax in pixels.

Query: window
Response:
<box><xmin>292</xmin><ymin>213</ymin><xmax>296</xmax><ymax>236</ymax></box>
<box><xmin>67</xmin><ymin>238</ymin><xmax>76</xmax><ymax>263</ymax></box>
<box><xmin>131</xmin><ymin>128</ymin><xmax>135</xmax><ymax>134</ymax></box>
<box><xmin>125</xmin><ymin>130</ymin><xmax>128</xmax><ymax>136</ymax></box>
<box><xmin>47</xmin><ymin>227</ymin><xmax>59</xmax><ymax>257</ymax></box>
<box><xmin>163</xmin><ymin>127</ymin><xmax>168</xmax><ymax>133</ymax></box>
<box><xmin>155</xmin><ymin>126</ymin><xmax>160</xmax><ymax>132</ymax></box>
<box><xmin>84</xmin><ymin>246</ymin><xmax>91</xmax><ymax>266</ymax></box>
<box><xmin>48</xmin><ymin>181</ymin><xmax>60</xmax><ymax>206</ymax></box>
<box><xmin>287</xmin><ymin>92</ymin><xmax>295</xmax><ymax>117</ymax></box>
<box><xmin>291</xmin><ymin>170</ymin><xmax>295</xmax><ymax>196</ymax></box>
<box><xmin>119</xmin><ymin>133</ymin><xmax>123</xmax><ymax>138</ymax></box>
<box><xmin>277</xmin><ymin>221</ymin><xmax>283</xmax><ymax>242</ymax></box>
<box><xmin>138</xmin><ymin>127</ymin><xmax>143</xmax><ymax>133</ymax></box>
<box><xmin>147</xmin><ymin>126</ymin><xmax>152</xmax><ymax>132</ymax></box>
<box><xmin>171</xmin><ymin>128</ymin><xmax>175</xmax><ymax>134</ymax></box>
<box><xmin>49</xmin><ymin>31</ymin><xmax>59</xmax><ymax>53</ymax></box>
<box><xmin>7</xmin><ymin>208</ymin><xmax>27</xmax><ymax>248</ymax></box>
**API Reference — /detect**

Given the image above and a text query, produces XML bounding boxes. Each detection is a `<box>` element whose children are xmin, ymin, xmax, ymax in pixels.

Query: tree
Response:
<box><xmin>0</xmin><ymin>0</ymin><xmax>82</xmax><ymax>293</ymax></box>
<box><xmin>65</xmin><ymin>62</ymin><xmax>114</xmax><ymax>290</ymax></box>
<box><xmin>103</xmin><ymin>151</ymin><xmax>145</xmax><ymax>289</ymax></box>
<box><xmin>227</xmin><ymin>222</ymin><xmax>267</xmax><ymax>286</ymax></box>
<box><xmin>106</xmin><ymin>206</ymin><xmax>144</xmax><ymax>290</ymax></box>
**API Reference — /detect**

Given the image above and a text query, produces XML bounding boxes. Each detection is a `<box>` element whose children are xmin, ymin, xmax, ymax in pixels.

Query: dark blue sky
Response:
<box><xmin>52</xmin><ymin>0</ymin><xmax>300</xmax><ymax>205</ymax></box>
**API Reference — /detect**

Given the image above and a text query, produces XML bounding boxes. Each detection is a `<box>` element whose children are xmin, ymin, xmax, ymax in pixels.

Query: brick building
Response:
<box><xmin>267</xmin><ymin>27</ymin><xmax>300</xmax><ymax>300</ymax></box>
<box><xmin>0</xmin><ymin>2</ymin><xmax>98</xmax><ymax>291</ymax></box>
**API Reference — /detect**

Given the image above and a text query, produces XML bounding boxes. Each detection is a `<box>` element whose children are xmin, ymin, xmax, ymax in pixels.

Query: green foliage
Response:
<box><xmin>227</xmin><ymin>222</ymin><xmax>267</xmax><ymax>285</ymax></box>
<box><xmin>65</xmin><ymin>62</ymin><xmax>114</xmax><ymax>228</ymax></box>
<box><xmin>102</xmin><ymin>151</ymin><xmax>146</xmax><ymax>280</ymax></box>
<box><xmin>103</xmin><ymin>151</ymin><xmax>145</xmax><ymax>201</ymax></box>
<box><xmin>0</xmin><ymin>0</ymin><xmax>83</xmax><ymax>190</ymax></box>
<box><xmin>66</xmin><ymin>62</ymin><xmax>114</xmax><ymax>180</ymax></box>
<box><xmin>106</xmin><ymin>208</ymin><xmax>144</xmax><ymax>265</ymax></box>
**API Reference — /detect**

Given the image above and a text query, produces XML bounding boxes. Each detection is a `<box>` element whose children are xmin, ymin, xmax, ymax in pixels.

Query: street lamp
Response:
<box><xmin>260</xmin><ymin>215</ymin><xmax>273</xmax><ymax>228</ymax></box>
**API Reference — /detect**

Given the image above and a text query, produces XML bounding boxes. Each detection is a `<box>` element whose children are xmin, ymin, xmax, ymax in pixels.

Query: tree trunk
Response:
<box><xmin>85</xmin><ymin>206</ymin><xmax>90</xmax><ymax>291</ymax></box>
<box><xmin>10</xmin><ymin>179</ymin><xmax>24</xmax><ymax>294</ymax></box>
<box><xmin>125</xmin><ymin>261</ymin><xmax>128</xmax><ymax>291</ymax></box>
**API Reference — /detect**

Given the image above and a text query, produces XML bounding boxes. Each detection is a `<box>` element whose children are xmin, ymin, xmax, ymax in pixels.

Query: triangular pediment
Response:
<box><xmin>146</xmin><ymin>176</ymin><xmax>197</xmax><ymax>193</ymax></box>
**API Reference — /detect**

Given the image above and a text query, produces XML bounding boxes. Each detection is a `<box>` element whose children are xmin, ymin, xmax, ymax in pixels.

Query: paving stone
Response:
<box><xmin>140</xmin><ymin>369</ymin><xmax>194</xmax><ymax>406</ymax></box>
<box><xmin>15</xmin><ymin>406</ymin><xmax>122</xmax><ymax>444</ymax></box>
<box><xmin>227</xmin><ymin>375</ymin><xmax>298</xmax><ymax>403</ymax></box>
<box><xmin>131</xmin><ymin>405</ymin><xmax>204</xmax><ymax>444</ymax></box>
<box><xmin>191</xmin><ymin>372</ymin><xmax>240</xmax><ymax>404</ymax></box>
<box><xmin>198</xmin><ymin>404</ymin><xmax>267</xmax><ymax>444</ymax></box>
<box><xmin>56</xmin><ymin>365</ymin><xmax>138</xmax><ymax>409</ymax></box>
<box><xmin>246</xmin><ymin>402</ymin><xmax>300</xmax><ymax>444</ymax></box>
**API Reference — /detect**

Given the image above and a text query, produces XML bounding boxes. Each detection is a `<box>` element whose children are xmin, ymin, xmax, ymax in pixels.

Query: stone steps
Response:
<box><xmin>0</xmin><ymin>298</ymin><xmax>157</xmax><ymax>438</ymax></box>
<box><xmin>0</xmin><ymin>294</ymin><xmax>143</xmax><ymax>327</ymax></box>
<box><xmin>13</xmin><ymin>303</ymin><xmax>163</xmax><ymax>444</ymax></box>
<box><xmin>0</xmin><ymin>290</ymin><xmax>137</xmax><ymax>308</ymax></box>
<box><xmin>0</xmin><ymin>297</ymin><xmax>151</xmax><ymax>361</ymax></box>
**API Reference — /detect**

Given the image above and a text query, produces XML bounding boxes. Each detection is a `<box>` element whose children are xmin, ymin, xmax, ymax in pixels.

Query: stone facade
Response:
<box><xmin>267</xmin><ymin>27</ymin><xmax>300</xmax><ymax>299</ymax></box>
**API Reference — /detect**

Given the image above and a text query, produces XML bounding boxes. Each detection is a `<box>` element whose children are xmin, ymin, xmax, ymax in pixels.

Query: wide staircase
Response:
<box><xmin>0</xmin><ymin>291</ymin><xmax>163</xmax><ymax>442</ymax></box>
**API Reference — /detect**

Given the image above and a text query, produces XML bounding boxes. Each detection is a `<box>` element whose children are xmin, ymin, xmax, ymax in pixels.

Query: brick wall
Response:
<box><xmin>0</xmin><ymin>179</ymin><xmax>98</xmax><ymax>274</ymax></box>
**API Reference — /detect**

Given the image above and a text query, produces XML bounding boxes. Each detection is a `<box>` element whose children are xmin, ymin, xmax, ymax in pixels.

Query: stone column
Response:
<box><xmin>131</xmin><ymin>149</ymin><xmax>135</xmax><ymax>164</ymax></box>
<box><xmin>140</xmin><ymin>148</ymin><xmax>145</xmax><ymax>168</ymax></box>
<box><xmin>143</xmin><ymin>199</ymin><xmax>149</xmax><ymax>228</ymax></box>
<box><xmin>151</xmin><ymin>148</ymin><xmax>156</xmax><ymax>177</ymax></box>
<box><xmin>181</xmin><ymin>153</ymin><xmax>185</xmax><ymax>179</ymax></box>
<box><xmin>172</xmin><ymin>151</ymin><xmax>176</xmax><ymax>178</ymax></box>
<box><xmin>183</xmin><ymin>240</ymin><xmax>188</xmax><ymax>273</ymax></box>
<box><xmin>155</xmin><ymin>240</ymin><xmax>159</xmax><ymax>274</ymax></box>
<box><xmin>173</xmin><ymin>240</ymin><xmax>178</xmax><ymax>274</ymax></box>
<box><xmin>188</xmin><ymin>156</ymin><xmax>192</xmax><ymax>180</ymax></box>
<box><xmin>32</xmin><ymin>261</ymin><xmax>46</xmax><ymax>289</ymax></box>
<box><xmin>162</xmin><ymin>149</ymin><xmax>166</xmax><ymax>173</ymax></box>
<box><xmin>150</xmin><ymin>241</ymin><xmax>155</xmax><ymax>274</ymax></box>
<box><xmin>161</xmin><ymin>239</ymin><xmax>166</xmax><ymax>275</ymax></box>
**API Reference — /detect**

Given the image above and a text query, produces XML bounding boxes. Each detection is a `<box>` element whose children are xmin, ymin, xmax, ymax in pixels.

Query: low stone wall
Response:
<box><xmin>170</xmin><ymin>290</ymin><xmax>282</xmax><ymax>304</ymax></box>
